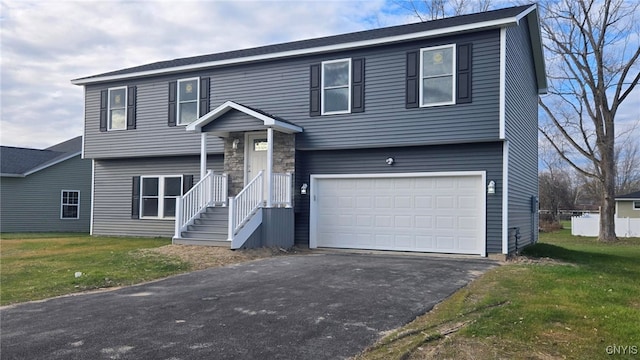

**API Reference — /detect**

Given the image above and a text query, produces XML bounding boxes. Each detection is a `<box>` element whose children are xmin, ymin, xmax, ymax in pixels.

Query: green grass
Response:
<box><xmin>0</xmin><ymin>233</ymin><xmax>189</xmax><ymax>306</ymax></box>
<box><xmin>357</xmin><ymin>229</ymin><xmax>640</xmax><ymax>359</ymax></box>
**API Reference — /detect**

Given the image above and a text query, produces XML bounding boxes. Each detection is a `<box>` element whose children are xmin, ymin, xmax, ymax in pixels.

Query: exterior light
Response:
<box><xmin>386</xmin><ymin>157</ymin><xmax>395</xmax><ymax>165</ymax></box>
<box><xmin>487</xmin><ymin>180</ymin><xmax>495</xmax><ymax>194</ymax></box>
<box><xmin>232</xmin><ymin>139</ymin><xmax>240</xmax><ymax>150</ymax></box>
<box><xmin>301</xmin><ymin>183</ymin><xmax>308</xmax><ymax>195</ymax></box>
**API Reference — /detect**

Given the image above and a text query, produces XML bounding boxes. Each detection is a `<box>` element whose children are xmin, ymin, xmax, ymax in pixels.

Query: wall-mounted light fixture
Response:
<box><xmin>487</xmin><ymin>180</ymin><xmax>496</xmax><ymax>194</ymax></box>
<box><xmin>386</xmin><ymin>157</ymin><xmax>395</xmax><ymax>165</ymax></box>
<box><xmin>301</xmin><ymin>183</ymin><xmax>308</xmax><ymax>195</ymax></box>
<box><xmin>232</xmin><ymin>139</ymin><xmax>240</xmax><ymax>150</ymax></box>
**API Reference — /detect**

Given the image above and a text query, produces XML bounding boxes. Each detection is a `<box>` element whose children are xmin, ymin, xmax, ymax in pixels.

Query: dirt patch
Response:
<box><xmin>505</xmin><ymin>255</ymin><xmax>577</xmax><ymax>266</ymax></box>
<box><xmin>139</xmin><ymin>245</ymin><xmax>310</xmax><ymax>270</ymax></box>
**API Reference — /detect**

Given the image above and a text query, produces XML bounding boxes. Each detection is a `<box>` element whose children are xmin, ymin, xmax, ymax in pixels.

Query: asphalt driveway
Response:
<box><xmin>1</xmin><ymin>253</ymin><xmax>496</xmax><ymax>359</ymax></box>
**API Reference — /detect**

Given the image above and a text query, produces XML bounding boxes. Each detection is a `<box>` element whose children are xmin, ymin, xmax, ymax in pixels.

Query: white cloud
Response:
<box><xmin>0</xmin><ymin>0</ymin><xmax>397</xmax><ymax>148</ymax></box>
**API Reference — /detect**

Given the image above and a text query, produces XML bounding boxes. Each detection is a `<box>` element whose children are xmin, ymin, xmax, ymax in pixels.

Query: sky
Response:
<box><xmin>1</xmin><ymin>0</ymin><xmax>638</xmax><ymax>150</ymax></box>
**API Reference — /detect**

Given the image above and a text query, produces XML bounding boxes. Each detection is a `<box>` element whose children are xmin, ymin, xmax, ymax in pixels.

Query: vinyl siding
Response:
<box><xmin>504</xmin><ymin>19</ymin><xmax>539</xmax><ymax>252</ymax></box>
<box><xmin>92</xmin><ymin>156</ymin><xmax>223</xmax><ymax>237</ymax></box>
<box><xmin>202</xmin><ymin>110</ymin><xmax>267</xmax><ymax>133</ymax></box>
<box><xmin>617</xmin><ymin>201</ymin><xmax>640</xmax><ymax>218</ymax></box>
<box><xmin>83</xmin><ymin>30</ymin><xmax>501</xmax><ymax>158</ymax></box>
<box><xmin>293</xmin><ymin>142</ymin><xmax>504</xmax><ymax>253</ymax></box>
<box><xmin>0</xmin><ymin>156</ymin><xmax>91</xmax><ymax>233</ymax></box>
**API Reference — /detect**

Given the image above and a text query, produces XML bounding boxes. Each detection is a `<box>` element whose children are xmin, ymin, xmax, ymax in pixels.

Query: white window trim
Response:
<box><xmin>60</xmin><ymin>190</ymin><xmax>80</xmax><ymax>220</ymax></box>
<box><xmin>321</xmin><ymin>58</ymin><xmax>351</xmax><ymax>115</ymax></box>
<box><xmin>107</xmin><ymin>86</ymin><xmax>127</xmax><ymax>131</ymax></box>
<box><xmin>419</xmin><ymin>44</ymin><xmax>456</xmax><ymax>107</ymax></box>
<box><xmin>177</xmin><ymin>77</ymin><xmax>200</xmax><ymax>126</ymax></box>
<box><xmin>633</xmin><ymin>200</ymin><xmax>640</xmax><ymax>210</ymax></box>
<box><xmin>140</xmin><ymin>175</ymin><xmax>183</xmax><ymax>219</ymax></box>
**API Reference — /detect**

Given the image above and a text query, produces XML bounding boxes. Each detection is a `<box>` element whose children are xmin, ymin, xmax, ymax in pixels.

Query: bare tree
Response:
<box><xmin>539</xmin><ymin>141</ymin><xmax>579</xmax><ymax>221</ymax></box>
<box><xmin>397</xmin><ymin>0</ymin><xmax>492</xmax><ymax>21</ymax></box>
<box><xmin>538</xmin><ymin>0</ymin><xmax>640</xmax><ymax>242</ymax></box>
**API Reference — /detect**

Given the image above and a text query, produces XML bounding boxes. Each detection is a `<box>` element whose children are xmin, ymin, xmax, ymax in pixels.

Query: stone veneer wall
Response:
<box><xmin>223</xmin><ymin>131</ymin><xmax>295</xmax><ymax>197</ymax></box>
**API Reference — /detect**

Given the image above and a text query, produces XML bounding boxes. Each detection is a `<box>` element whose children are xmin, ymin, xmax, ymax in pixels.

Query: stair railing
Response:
<box><xmin>175</xmin><ymin>170</ymin><xmax>227</xmax><ymax>238</ymax></box>
<box><xmin>271</xmin><ymin>173</ymin><xmax>292</xmax><ymax>207</ymax></box>
<box><xmin>228</xmin><ymin>171</ymin><xmax>263</xmax><ymax>241</ymax></box>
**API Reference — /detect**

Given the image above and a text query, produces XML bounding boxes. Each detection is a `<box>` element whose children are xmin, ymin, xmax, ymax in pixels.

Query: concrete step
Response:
<box><xmin>181</xmin><ymin>230</ymin><xmax>228</xmax><ymax>240</ymax></box>
<box><xmin>173</xmin><ymin>238</ymin><xmax>230</xmax><ymax>247</ymax></box>
<box><xmin>187</xmin><ymin>224</ymin><xmax>227</xmax><ymax>233</ymax></box>
<box><xmin>193</xmin><ymin>218</ymin><xmax>227</xmax><ymax>226</ymax></box>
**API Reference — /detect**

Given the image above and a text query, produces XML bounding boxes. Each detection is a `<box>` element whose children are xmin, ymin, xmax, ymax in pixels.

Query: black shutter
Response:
<box><xmin>131</xmin><ymin>176</ymin><xmax>140</xmax><ymax>219</ymax></box>
<box><xmin>100</xmin><ymin>90</ymin><xmax>108</xmax><ymax>132</ymax></box>
<box><xmin>127</xmin><ymin>86</ymin><xmax>137</xmax><ymax>130</ymax></box>
<box><xmin>406</xmin><ymin>51</ymin><xmax>419</xmax><ymax>108</ymax></box>
<box><xmin>456</xmin><ymin>43</ymin><xmax>472</xmax><ymax>104</ymax></box>
<box><xmin>168</xmin><ymin>81</ymin><xmax>177</xmax><ymax>127</ymax></box>
<box><xmin>182</xmin><ymin>175</ymin><xmax>194</xmax><ymax>194</ymax></box>
<box><xmin>309</xmin><ymin>64</ymin><xmax>321</xmax><ymax>117</ymax></box>
<box><xmin>351</xmin><ymin>58</ymin><xmax>365</xmax><ymax>113</ymax></box>
<box><xmin>199</xmin><ymin>77</ymin><xmax>210</xmax><ymax>117</ymax></box>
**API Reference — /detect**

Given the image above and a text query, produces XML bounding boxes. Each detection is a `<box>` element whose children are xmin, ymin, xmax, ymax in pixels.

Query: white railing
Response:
<box><xmin>228</xmin><ymin>171</ymin><xmax>263</xmax><ymax>240</ymax></box>
<box><xmin>271</xmin><ymin>173</ymin><xmax>292</xmax><ymax>207</ymax></box>
<box><xmin>174</xmin><ymin>170</ymin><xmax>227</xmax><ymax>238</ymax></box>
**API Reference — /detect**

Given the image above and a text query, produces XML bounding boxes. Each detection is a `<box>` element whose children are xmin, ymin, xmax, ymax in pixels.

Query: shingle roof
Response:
<box><xmin>616</xmin><ymin>191</ymin><xmax>640</xmax><ymax>200</ymax></box>
<box><xmin>1</xmin><ymin>136</ymin><xmax>82</xmax><ymax>177</ymax></box>
<box><xmin>72</xmin><ymin>4</ymin><xmax>535</xmax><ymax>83</ymax></box>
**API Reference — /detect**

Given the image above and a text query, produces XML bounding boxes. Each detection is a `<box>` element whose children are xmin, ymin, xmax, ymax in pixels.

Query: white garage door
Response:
<box><xmin>310</xmin><ymin>173</ymin><xmax>485</xmax><ymax>255</ymax></box>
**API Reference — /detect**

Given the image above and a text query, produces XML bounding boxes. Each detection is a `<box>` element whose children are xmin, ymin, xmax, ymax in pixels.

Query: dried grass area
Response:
<box><xmin>140</xmin><ymin>245</ymin><xmax>310</xmax><ymax>270</ymax></box>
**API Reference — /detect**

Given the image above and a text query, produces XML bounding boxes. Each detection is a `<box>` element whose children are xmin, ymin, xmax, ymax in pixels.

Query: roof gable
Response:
<box><xmin>187</xmin><ymin>101</ymin><xmax>303</xmax><ymax>137</ymax></box>
<box><xmin>71</xmin><ymin>4</ymin><xmax>544</xmax><ymax>92</ymax></box>
<box><xmin>1</xmin><ymin>136</ymin><xmax>82</xmax><ymax>177</ymax></box>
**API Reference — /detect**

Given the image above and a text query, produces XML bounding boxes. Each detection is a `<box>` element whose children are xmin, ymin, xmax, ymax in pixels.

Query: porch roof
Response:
<box><xmin>186</xmin><ymin>101</ymin><xmax>303</xmax><ymax>137</ymax></box>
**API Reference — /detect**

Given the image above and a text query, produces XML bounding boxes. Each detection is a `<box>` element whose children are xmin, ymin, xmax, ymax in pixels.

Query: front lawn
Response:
<box><xmin>356</xmin><ymin>229</ymin><xmax>640</xmax><ymax>359</ymax></box>
<box><xmin>0</xmin><ymin>234</ymin><xmax>186</xmax><ymax>306</ymax></box>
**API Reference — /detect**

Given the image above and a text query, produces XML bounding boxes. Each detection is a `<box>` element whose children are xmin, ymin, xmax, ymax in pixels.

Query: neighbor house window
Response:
<box><xmin>61</xmin><ymin>190</ymin><xmax>80</xmax><ymax>219</ymax></box>
<box><xmin>420</xmin><ymin>44</ymin><xmax>456</xmax><ymax>107</ymax></box>
<box><xmin>108</xmin><ymin>87</ymin><xmax>127</xmax><ymax>130</ymax></box>
<box><xmin>177</xmin><ymin>78</ymin><xmax>199</xmax><ymax>125</ymax></box>
<box><xmin>634</xmin><ymin>201</ymin><xmax>640</xmax><ymax>210</ymax></box>
<box><xmin>141</xmin><ymin>176</ymin><xmax>182</xmax><ymax>218</ymax></box>
<box><xmin>322</xmin><ymin>59</ymin><xmax>351</xmax><ymax>114</ymax></box>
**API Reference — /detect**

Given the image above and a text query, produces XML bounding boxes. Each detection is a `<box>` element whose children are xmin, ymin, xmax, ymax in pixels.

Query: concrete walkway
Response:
<box><xmin>1</xmin><ymin>253</ymin><xmax>496</xmax><ymax>359</ymax></box>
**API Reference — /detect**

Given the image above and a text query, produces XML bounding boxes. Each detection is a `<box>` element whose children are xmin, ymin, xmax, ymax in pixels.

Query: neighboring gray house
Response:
<box><xmin>1</xmin><ymin>136</ymin><xmax>91</xmax><ymax>233</ymax></box>
<box><xmin>72</xmin><ymin>4</ymin><xmax>546</xmax><ymax>256</ymax></box>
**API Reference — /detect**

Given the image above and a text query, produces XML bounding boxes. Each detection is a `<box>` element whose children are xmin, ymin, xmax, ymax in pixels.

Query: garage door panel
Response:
<box><xmin>314</xmin><ymin>174</ymin><xmax>484</xmax><ymax>255</ymax></box>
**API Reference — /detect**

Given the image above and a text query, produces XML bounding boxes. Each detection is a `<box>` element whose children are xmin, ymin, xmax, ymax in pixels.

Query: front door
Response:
<box><xmin>246</xmin><ymin>132</ymin><xmax>268</xmax><ymax>198</ymax></box>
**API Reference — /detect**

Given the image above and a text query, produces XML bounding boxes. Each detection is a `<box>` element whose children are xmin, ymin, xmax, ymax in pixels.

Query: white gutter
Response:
<box><xmin>71</xmin><ymin>9</ymin><xmax>535</xmax><ymax>86</ymax></box>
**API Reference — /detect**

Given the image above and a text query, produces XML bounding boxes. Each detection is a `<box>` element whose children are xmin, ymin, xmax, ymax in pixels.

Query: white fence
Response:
<box><xmin>571</xmin><ymin>214</ymin><xmax>640</xmax><ymax>237</ymax></box>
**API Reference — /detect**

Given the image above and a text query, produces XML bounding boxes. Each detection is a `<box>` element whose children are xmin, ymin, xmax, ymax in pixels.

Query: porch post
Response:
<box><xmin>266</xmin><ymin>127</ymin><xmax>273</xmax><ymax>207</ymax></box>
<box><xmin>200</xmin><ymin>133</ymin><xmax>207</xmax><ymax>179</ymax></box>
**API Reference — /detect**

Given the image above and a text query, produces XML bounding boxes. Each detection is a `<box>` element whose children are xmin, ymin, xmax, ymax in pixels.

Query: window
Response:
<box><xmin>140</xmin><ymin>176</ymin><xmax>182</xmax><ymax>218</ymax></box>
<box><xmin>634</xmin><ymin>201</ymin><xmax>640</xmax><ymax>210</ymax></box>
<box><xmin>177</xmin><ymin>78</ymin><xmax>199</xmax><ymax>125</ymax></box>
<box><xmin>420</xmin><ymin>44</ymin><xmax>456</xmax><ymax>107</ymax></box>
<box><xmin>61</xmin><ymin>190</ymin><xmax>80</xmax><ymax>219</ymax></box>
<box><xmin>322</xmin><ymin>59</ymin><xmax>351</xmax><ymax>114</ymax></box>
<box><xmin>108</xmin><ymin>87</ymin><xmax>127</xmax><ymax>130</ymax></box>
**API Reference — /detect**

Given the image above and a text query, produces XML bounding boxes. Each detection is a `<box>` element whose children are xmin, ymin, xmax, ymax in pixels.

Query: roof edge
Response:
<box><xmin>72</xmin><ymin>15</ymin><xmax>526</xmax><ymax>86</ymax></box>
<box><xmin>23</xmin><ymin>151</ymin><xmax>82</xmax><ymax>177</ymax></box>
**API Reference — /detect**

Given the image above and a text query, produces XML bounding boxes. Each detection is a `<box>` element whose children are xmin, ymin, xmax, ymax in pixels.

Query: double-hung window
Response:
<box><xmin>420</xmin><ymin>44</ymin><xmax>456</xmax><ymax>107</ymax></box>
<box><xmin>141</xmin><ymin>176</ymin><xmax>182</xmax><ymax>219</ymax></box>
<box><xmin>634</xmin><ymin>201</ymin><xmax>640</xmax><ymax>210</ymax></box>
<box><xmin>61</xmin><ymin>190</ymin><xmax>80</xmax><ymax>219</ymax></box>
<box><xmin>177</xmin><ymin>78</ymin><xmax>199</xmax><ymax>125</ymax></box>
<box><xmin>108</xmin><ymin>87</ymin><xmax>127</xmax><ymax>130</ymax></box>
<box><xmin>322</xmin><ymin>59</ymin><xmax>351</xmax><ymax>114</ymax></box>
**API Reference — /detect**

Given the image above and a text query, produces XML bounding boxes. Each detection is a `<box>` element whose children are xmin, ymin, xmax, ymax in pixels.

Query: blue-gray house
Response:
<box><xmin>1</xmin><ymin>136</ymin><xmax>92</xmax><ymax>233</ymax></box>
<box><xmin>72</xmin><ymin>4</ymin><xmax>546</xmax><ymax>256</ymax></box>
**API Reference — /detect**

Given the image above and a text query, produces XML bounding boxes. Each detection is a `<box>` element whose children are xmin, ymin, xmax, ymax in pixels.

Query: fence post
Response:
<box><xmin>174</xmin><ymin>199</ymin><xmax>183</xmax><ymax>240</ymax></box>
